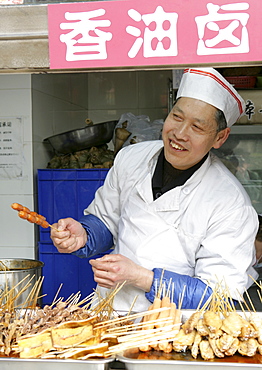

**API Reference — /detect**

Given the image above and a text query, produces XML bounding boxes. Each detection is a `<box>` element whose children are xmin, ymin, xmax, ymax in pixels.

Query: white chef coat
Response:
<box><xmin>85</xmin><ymin>140</ymin><xmax>258</xmax><ymax>313</ymax></box>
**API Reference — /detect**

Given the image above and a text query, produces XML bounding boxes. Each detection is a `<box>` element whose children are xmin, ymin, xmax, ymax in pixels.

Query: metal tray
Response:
<box><xmin>117</xmin><ymin>350</ymin><xmax>262</xmax><ymax>370</ymax></box>
<box><xmin>116</xmin><ymin>309</ymin><xmax>262</xmax><ymax>370</ymax></box>
<box><xmin>0</xmin><ymin>356</ymin><xmax>114</xmax><ymax>370</ymax></box>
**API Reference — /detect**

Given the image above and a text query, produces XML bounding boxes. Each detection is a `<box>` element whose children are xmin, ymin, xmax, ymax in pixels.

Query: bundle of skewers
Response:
<box><xmin>0</xmin><ymin>274</ymin><xmax>45</xmax><ymax>356</ymax></box>
<box><xmin>0</xmin><ymin>279</ymin><xmax>144</xmax><ymax>359</ymax></box>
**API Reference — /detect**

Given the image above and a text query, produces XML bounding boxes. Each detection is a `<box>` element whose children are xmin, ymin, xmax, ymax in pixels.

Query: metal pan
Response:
<box><xmin>117</xmin><ymin>310</ymin><xmax>262</xmax><ymax>370</ymax></box>
<box><xmin>0</xmin><ymin>258</ymin><xmax>44</xmax><ymax>308</ymax></box>
<box><xmin>117</xmin><ymin>351</ymin><xmax>262</xmax><ymax>370</ymax></box>
<box><xmin>0</xmin><ymin>356</ymin><xmax>114</xmax><ymax>370</ymax></box>
<box><xmin>43</xmin><ymin>120</ymin><xmax>118</xmax><ymax>155</ymax></box>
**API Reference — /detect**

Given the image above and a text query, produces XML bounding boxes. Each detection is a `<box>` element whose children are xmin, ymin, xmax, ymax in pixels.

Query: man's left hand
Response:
<box><xmin>89</xmin><ymin>254</ymin><xmax>153</xmax><ymax>292</ymax></box>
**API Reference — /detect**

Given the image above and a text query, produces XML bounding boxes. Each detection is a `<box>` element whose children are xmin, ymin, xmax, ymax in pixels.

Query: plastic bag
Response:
<box><xmin>113</xmin><ymin>112</ymin><xmax>163</xmax><ymax>154</ymax></box>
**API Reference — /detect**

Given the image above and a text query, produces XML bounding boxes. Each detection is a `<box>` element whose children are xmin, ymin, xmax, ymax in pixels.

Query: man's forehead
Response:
<box><xmin>172</xmin><ymin>98</ymin><xmax>218</xmax><ymax>129</ymax></box>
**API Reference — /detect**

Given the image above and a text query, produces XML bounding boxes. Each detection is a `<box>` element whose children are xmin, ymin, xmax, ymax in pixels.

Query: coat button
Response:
<box><xmin>183</xmin><ymin>187</ymin><xmax>190</xmax><ymax>194</ymax></box>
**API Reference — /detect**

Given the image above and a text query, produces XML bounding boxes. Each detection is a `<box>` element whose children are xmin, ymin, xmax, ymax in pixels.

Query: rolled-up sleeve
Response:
<box><xmin>72</xmin><ymin>214</ymin><xmax>113</xmax><ymax>258</ymax></box>
<box><xmin>145</xmin><ymin>268</ymin><xmax>213</xmax><ymax>309</ymax></box>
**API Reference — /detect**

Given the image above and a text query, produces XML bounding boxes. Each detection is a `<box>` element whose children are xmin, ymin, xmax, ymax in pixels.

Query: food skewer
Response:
<box><xmin>0</xmin><ymin>260</ymin><xmax>10</xmax><ymax>271</ymax></box>
<box><xmin>11</xmin><ymin>202</ymin><xmax>60</xmax><ymax>232</ymax></box>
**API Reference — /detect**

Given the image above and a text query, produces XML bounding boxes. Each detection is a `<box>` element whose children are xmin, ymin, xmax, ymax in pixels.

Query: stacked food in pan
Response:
<box><xmin>1</xmin><ymin>273</ymin><xmax>262</xmax><ymax>364</ymax></box>
<box><xmin>104</xmin><ymin>282</ymin><xmax>262</xmax><ymax>361</ymax></box>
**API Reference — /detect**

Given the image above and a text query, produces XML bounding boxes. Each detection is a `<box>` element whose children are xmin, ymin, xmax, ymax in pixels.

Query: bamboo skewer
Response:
<box><xmin>0</xmin><ymin>260</ymin><xmax>10</xmax><ymax>271</ymax></box>
<box><xmin>48</xmin><ymin>224</ymin><xmax>60</xmax><ymax>232</ymax></box>
<box><xmin>94</xmin><ymin>307</ymin><xmax>171</xmax><ymax>330</ymax></box>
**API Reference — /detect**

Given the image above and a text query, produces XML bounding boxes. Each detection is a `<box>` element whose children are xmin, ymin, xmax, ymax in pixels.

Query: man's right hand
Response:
<box><xmin>50</xmin><ymin>217</ymin><xmax>87</xmax><ymax>254</ymax></box>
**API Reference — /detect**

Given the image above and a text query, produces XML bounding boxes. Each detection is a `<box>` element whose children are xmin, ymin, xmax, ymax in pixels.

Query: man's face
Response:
<box><xmin>162</xmin><ymin>97</ymin><xmax>230</xmax><ymax>170</ymax></box>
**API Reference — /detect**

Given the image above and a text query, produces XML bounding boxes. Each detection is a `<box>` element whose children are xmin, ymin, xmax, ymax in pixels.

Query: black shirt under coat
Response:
<box><xmin>152</xmin><ymin>148</ymin><xmax>208</xmax><ymax>200</ymax></box>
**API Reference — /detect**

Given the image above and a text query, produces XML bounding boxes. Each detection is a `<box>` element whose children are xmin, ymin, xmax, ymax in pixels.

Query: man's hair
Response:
<box><xmin>215</xmin><ymin>109</ymin><xmax>227</xmax><ymax>133</ymax></box>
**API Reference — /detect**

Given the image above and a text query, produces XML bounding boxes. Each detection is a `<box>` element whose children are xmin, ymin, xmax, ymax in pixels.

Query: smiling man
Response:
<box><xmin>51</xmin><ymin>68</ymin><xmax>259</xmax><ymax>312</ymax></box>
<box><xmin>163</xmin><ymin>97</ymin><xmax>230</xmax><ymax>171</ymax></box>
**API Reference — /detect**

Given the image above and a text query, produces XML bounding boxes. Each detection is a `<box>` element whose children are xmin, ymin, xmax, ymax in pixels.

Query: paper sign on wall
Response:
<box><xmin>0</xmin><ymin>117</ymin><xmax>23</xmax><ymax>180</ymax></box>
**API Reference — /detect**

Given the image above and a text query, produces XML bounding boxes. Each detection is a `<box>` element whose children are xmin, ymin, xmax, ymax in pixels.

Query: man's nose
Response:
<box><xmin>174</xmin><ymin>122</ymin><xmax>189</xmax><ymax>140</ymax></box>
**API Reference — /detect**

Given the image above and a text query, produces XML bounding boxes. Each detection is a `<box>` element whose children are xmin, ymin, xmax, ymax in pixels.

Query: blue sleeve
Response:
<box><xmin>72</xmin><ymin>214</ymin><xmax>114</xmax><ymax>258</ymax></box>
<box><xmin>145</xmin><ymin>268</ymin><xmax>212</xmax><ymax>309</ymax></box>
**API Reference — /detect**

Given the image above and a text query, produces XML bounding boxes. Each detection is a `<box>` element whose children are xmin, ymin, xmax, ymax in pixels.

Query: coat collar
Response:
<box><xmin>152</xmin><ymin>148</ymin><xmax>209</xmax><ymax>198</ymax></box>
<box><xmin>136</xmin><ymin>149</ymin><xmax>212</xmax><ymax>209</ymax></box>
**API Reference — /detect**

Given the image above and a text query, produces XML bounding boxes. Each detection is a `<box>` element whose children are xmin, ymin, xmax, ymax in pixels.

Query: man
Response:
<box><xmin>51</xmin><ymin>68</ymin><xmax>258</xmax><ymax>312</ymax></box>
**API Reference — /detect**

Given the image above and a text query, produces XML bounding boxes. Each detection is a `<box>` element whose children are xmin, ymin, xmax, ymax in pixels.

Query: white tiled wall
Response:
<box><xmin>32</xmin><ymin>70</ymin><xmax>171</xmax><ymax>169</ymax></box>
<box><xmin>86</xmin><ymin>70</ymin><xmax>170</xmax><ymax>123</ymax></box>
<box><xmin>0</xmin><ymin>74</ymin><xmax>35</xmax><ymax>259</ymax></box>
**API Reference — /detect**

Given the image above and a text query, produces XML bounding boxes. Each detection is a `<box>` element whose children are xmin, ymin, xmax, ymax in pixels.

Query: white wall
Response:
<box><xmin>0</xmin><ymin>74</ymin><xmax>35</xmax><ymax>259</ymax></box>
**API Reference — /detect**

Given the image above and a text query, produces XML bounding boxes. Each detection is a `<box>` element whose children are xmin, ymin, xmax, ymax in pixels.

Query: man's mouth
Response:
<box><xmin>170</xmin><ymin>141</ymin><xmax>186</xmax><ymax>151</ymax></box>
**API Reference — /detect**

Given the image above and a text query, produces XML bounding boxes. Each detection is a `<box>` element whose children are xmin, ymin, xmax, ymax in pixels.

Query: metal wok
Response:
<box><xmin>43</xmin><ymin>120</ymin><xmax>118</xmax><ymax>155</ymax></box>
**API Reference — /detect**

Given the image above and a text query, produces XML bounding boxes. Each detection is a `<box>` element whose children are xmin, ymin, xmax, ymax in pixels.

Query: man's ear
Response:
<box><xmin>213</xmin><ymin>127</ymin><xmax>231</xmax><ymax>149</ymax></box>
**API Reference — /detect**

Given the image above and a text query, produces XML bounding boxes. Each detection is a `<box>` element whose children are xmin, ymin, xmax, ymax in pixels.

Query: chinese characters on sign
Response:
<box><xmin>195</xmin><ymin>2</ymin><xmax>250</xmax><ymax>56</ymax></box>
<box><xmin>60</xmin><ymin>9</ymin><xmax>112</xmax><ymax>61</ymax></box>
<box><xmin>0</xmin><ymin>117</ymin><xmax>23</xmax><ymax>180</ymax></box>
<box><xmin>48</xmin><ymin>0</ymin><xmax>262</xmax><ymax>70</ymax></box>
<box><xmin>126</xmin><ymin>6</ymin><xmax>178</xmax><ymax>59</ymax></box>
<box><xmin>244</xmin><ymin>99</ymin><xmax>262</xmax><ymax>121</ymax></box>
<box><xmin>245</xmin><ymin>99</ymin><xmax>255</xmax><ymax>120</ymax></box>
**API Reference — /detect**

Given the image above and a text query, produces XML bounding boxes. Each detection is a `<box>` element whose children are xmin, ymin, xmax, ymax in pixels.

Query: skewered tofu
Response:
<box><xmin>221</xmin><ymin>312</ymin><xmax>244</xmax><ymax>337</ymax></box>
<box><xmin>249</xmin><ymin>312</ymin><xmax>262</xmax><ymax>344</ymax></box>
<box><xmin>196</xmin><ymin>318</ymin><xmax>210</xmax><ymax>336</ymax></box>
<box><xmin>182</xmin><ymin>312</ymin><xmax>201</xmax><ymax>334</ymax></box>
<box><xmin>199</xmin><ymin>339</ymin><xmax>215</xmax><ymax>360</ymax></box>
<box><xmin>191</xmin><ymin>332</ymin><xmax>202</xmax><ymax>359</ymax></box>
<box><xmin>224</xmin><ymin>337</ymin><xmax>239</xmax><ymax>356</ymax></box>
<box><xmin>208</xmin><ymin>337</ymin><xmax>224</xmax><ymax>358</ymax></box>
<box><xmin>203</xmin><ymin>311</ymin><xmax>222</xmax><ymax>335</ymax></box>
<box><xmin>238</xmin><ymin>338</ymin><xmax>258</xmax><ymax>357</ymax></box>
<box><xmin>173</xmin><ymin>329</ymin><xmax>196</xmax><ymax>352</ymax></box>
<box><xmin>216</xmin><ymin>332</ymin><xmax>235</xmax><ymax>352</ymax></box>
<box><xmin>18</xmin><ymin>329</ymin><xmax>53</xmax><ymax>359</ymax></box>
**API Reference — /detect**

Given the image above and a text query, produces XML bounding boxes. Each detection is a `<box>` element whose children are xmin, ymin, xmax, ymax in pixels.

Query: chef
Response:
<box><xmin>51</xmin><ymin>67</ymin><xmax>259</xmax><ymax>312</ymax></box>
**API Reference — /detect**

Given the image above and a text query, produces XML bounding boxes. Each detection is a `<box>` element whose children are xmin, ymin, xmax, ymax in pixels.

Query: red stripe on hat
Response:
<box><xmin>183</xmin><ymin>69</ymin><xmax>243</xmax><ymax>116</ymax></box>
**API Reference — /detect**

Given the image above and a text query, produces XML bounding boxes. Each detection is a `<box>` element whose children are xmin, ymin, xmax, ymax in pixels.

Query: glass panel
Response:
<box><xmin>213</xmin><ymin>128</ymin><xmax>262</xmax><ymax>214</ymax></box>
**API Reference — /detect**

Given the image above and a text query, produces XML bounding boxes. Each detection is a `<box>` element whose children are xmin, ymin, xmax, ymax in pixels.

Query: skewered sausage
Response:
<box><xmin>11</xmin><ymin>202</ymin><xmax>30</xmax><ymax>213</ymax></box>
<box><xmin>12</xmin><ymin>203</ymin><xmax>50</xmax><ymax>229</ymax></box>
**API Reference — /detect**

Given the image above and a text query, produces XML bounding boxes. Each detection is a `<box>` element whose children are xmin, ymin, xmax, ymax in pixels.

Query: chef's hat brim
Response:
<box><xmin>177</xmin><ymin>68</ymin><xmax>245</xmax><ymax>127</ymax></box>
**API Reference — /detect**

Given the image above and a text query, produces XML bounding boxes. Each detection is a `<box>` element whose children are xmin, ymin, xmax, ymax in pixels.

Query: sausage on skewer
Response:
<box><xmin>12</xmin><ymin>203</ymin><xmax>59</xmax><ymax>231</ymax></box>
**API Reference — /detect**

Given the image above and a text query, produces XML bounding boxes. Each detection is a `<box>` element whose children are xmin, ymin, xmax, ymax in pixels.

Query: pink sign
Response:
<box><xmin>48</xmin><ymin>0</ymin><xmax>262</xmax><ymax>70</ymax></box>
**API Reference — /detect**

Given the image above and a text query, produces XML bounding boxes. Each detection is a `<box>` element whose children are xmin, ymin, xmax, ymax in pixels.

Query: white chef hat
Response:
<box><xmin>176</xmin><ymin>68</ymin><xmax>245</xmax><ymax>127</ymax></box>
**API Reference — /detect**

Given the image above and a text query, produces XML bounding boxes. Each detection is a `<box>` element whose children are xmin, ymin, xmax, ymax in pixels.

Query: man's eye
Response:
<box><xmin>193</xmin><ymin>124</ymin><xmax>203</xmax><ymax>131</ymax></box>
<box><xmin>173</xmin><ymin>114</ymin><xmax>182</xmax><ymax>121</ymax></box>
